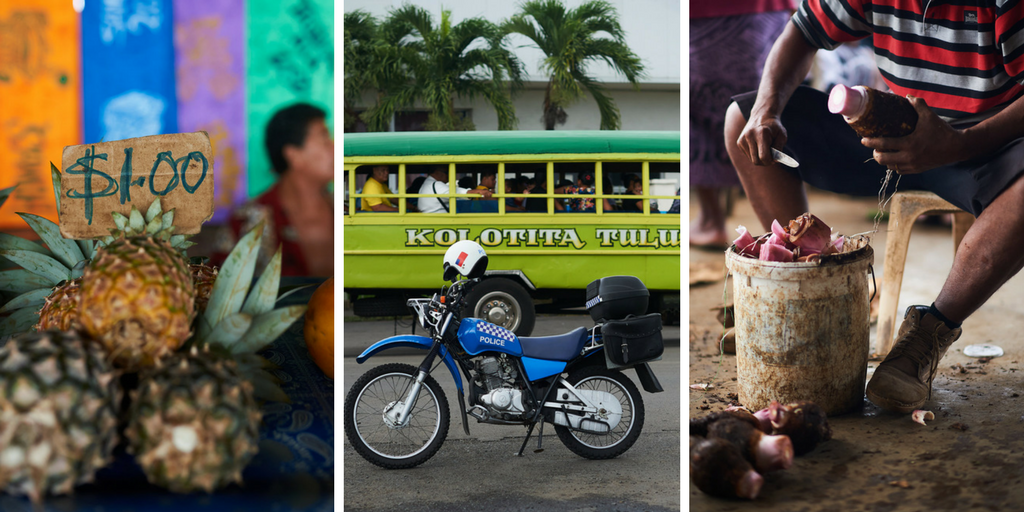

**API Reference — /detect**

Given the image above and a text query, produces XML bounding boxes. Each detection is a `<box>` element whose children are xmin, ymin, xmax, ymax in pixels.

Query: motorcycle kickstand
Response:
<box><xmin>516</xmin><ymin>423</ymin><xmax>534</xmax><ymax>457</ymax></box>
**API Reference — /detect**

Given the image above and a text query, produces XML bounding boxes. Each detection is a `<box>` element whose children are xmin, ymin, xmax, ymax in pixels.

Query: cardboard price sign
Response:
<box><xmin>60</xmin><ymin>132</ymin><xmax>214</xmax><ymax>238</ymax></box>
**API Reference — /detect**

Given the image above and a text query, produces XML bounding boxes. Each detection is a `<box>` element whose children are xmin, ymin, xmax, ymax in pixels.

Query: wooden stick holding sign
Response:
<box><xmin>59</xmin><ymin>132</ymin><xmax>215</xmax><ymax>239</ymax></box>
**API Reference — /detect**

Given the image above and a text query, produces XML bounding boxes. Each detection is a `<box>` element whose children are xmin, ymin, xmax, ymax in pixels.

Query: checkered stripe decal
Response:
<box><xmin>476</xmin><ymin>321</ymin><xmax>516</xmax><ymax>342</ymax></box>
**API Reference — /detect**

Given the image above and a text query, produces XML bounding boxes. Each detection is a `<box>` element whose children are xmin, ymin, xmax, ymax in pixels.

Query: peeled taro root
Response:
<box><xmin>707</xmin><ymin>417</ymin><xmax>794</xmax><ymax>472</ymax></box>
<box><xmin>690</xmin><ymin>409</ymin><xmax>763</xmax><ymax>437</ymax></box>
<box><xmin>735</xmin><ymin>213</ymin><xmax>847</xmax><ymax>261</ymax></box>
<box><xmin>759</xmin><ymin>241</ymin><xmax>794</xmax><ymax>262</ymax></box>
<box><xmin>690</xmin><ymin>437</ymin><xmax>764</xmax><ymax>500</ymax></box>
<box><xmin>771</xmin><ymin>219</ymin><xmax>791</xmax><ymax>244</ymax></box>
<box><xmin>786</xmin><ymin>213</ymin><xmax>832</xmax><ymax>255</ymax></box>
<box><xmin>760</xmin><ymin>400</ymin><xmax>833</xmax><ymax>456</ymax></box>
<box><xmin>733</xmin><ymin>226</ymin><xmax>760</xmax><ymax>257</ymax></box>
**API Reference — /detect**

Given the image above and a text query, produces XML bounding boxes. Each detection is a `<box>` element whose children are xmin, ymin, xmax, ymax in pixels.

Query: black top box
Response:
<box><xmin>585</xmin><ymin>276</ymin><xmax>649</xmax><ymax>322</ymax></box>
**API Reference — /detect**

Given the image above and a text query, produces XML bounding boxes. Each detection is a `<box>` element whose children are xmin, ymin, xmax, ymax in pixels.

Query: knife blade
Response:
<box><xmin>771</xmin><ymin>148</ymin><xmax>799</xmax><ymax>168</ymax></box>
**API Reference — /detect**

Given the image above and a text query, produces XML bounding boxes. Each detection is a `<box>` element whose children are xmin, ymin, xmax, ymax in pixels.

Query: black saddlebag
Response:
<box><xmin>602</xmin><ymin>313</ymin><xmax>664</xmax><ymax>368</ymax></box>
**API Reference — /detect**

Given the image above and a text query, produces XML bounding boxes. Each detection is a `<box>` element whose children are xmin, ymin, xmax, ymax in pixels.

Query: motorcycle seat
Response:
<box><xmin>518</xmin><ymin>327</ymin><xmax>589</xmax><ymax>361</ymax></box>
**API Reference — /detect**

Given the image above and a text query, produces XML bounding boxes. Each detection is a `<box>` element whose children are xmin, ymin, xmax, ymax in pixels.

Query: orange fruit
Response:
<box><xmin>304</xmin><ymin>277</ymin><xmax>334</xmax><ymax>379</ymax></box>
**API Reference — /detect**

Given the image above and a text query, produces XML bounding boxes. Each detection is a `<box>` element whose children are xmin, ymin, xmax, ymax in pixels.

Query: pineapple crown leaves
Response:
<box><xmin>98</xmin><ymin>199</ymin><xmax>194</xmax><ymax>257</ymax></box>
<box><xmin>0</xmin><ymin>174</ymin><xmax>95</xmax><ymax>339</ymax></box>
<box><xmin>0</xmin><ymin>184</ymin><xmax>15</xmax><ymax>205</ymax></box>
<box><xmin>0</xmin><ymin>227</ymin><xmax>88</xmax><ymax>334</ymax></box>
<box><xmin>0</xmin><ymin>306</ymin><xmax>40</xmax><ymax>340</ymax></box>
<box><xmin>50</xmin><ymin>162</ymin><xmax>61</xmax><ymax>213</ymax></box>
<box><xmin>197</xmin><ymin>224</ymin><xmax>307</xmax><ymax>354</ymax></box>
<box><xmin>190</xmin><ymin>225</ymin><xmax>305</xmax><ymax>404</ymax></box>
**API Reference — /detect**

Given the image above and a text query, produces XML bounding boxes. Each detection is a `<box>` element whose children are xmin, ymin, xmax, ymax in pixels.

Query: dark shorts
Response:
<box><xmin>732</xmin><ymin>85</ymin><xmax>1024</xmax><ymax>216</ymax></box>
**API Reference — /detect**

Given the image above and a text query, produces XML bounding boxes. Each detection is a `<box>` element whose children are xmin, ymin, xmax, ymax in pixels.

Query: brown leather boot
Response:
<box><xmin>866</xmin><ymin>306</ymin><xmax>962</xmax><ymax>413</ymax></box>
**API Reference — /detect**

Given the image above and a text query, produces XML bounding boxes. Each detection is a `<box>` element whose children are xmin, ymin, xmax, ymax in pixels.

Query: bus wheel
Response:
<box><xmin>463</xmin><ymin>278</ymin><xmax>536</xmax><ymax>337</ymax></box>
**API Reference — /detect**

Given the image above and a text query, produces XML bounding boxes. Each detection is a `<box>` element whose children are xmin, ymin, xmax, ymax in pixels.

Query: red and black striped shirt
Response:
<box><xmin>794</xmin><ymin>0</ymin><xmax>1024</xmax><ymax>121</ymax></box>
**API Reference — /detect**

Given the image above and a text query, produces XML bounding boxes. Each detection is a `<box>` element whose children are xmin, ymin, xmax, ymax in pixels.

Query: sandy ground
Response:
<box><xmin>689</xmin><ymin>188</ymin><xmax>1024</xmax><ymax>511</ymax></box>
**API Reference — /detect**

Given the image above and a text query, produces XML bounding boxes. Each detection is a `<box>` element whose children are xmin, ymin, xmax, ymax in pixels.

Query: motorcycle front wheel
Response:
<box><xmin>344</xmin><ymin>363</ymin><xmax>450</xmax><ymax>469</ymax></box>
<box><xmin>554</xmin><ymin>366</ymin><xmax>645</xmax><ymax>460</ymax></box>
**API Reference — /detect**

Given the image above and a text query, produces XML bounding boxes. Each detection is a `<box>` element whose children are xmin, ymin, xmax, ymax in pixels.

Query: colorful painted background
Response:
<box><xmin>0</xmin><ymin>0</ymin><xmax>334</xmax><ymax>230</ymax></box>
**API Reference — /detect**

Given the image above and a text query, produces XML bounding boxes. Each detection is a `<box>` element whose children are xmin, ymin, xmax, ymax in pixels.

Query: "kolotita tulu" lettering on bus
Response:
<box><xmin>405</xmin><ymin>227</ymin><xmax>680</xmax><ymax>249</ymax></box>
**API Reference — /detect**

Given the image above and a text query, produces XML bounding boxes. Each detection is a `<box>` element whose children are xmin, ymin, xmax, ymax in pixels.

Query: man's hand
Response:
<box><xmin>861</xmin><ymin>96</ymin><xmax>970</xmax><ymax>174</ymax></box>
<box><xmin>737</xmin><ymin>114</ymin><xmax>788</xmax><ymax>166</ymax></box>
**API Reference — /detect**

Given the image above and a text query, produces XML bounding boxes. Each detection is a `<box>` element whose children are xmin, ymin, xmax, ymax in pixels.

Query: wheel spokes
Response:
<box><xmin>353</xmin><ymin>373</ymin><xmax>442</xmax><ymax>458</ymax></box>
<box><xmin>571</xmin><ymin>377</ymin><xmax>634</xmax><ymax>448</ymax></box>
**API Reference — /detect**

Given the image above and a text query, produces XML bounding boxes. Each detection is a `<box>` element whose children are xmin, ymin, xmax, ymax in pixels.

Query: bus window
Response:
<box><xmin>602</xmin><ymin>162</ymin><xmax>643</xmax><ymax>212</ymax></box>
<box><xmin>650</xmin><ymin>162</ymin><xmax>682</xmax><ymax>214</ymax></box>
<box><xmin>552</xmin><ymin>162</ymin><xmax>601</xmax><ymax>212</ymax></box>
<box><xmin>503</xmin><ymin>162</ymin><xmax>545</xmax><ymax>213</ymax></box>
<box><xmin>353</xmin><ymin>165</ymin><xmax>399</xmax><ymax>213</ymax></box>
<box><xmin>398</xmin><ymin>163</ymin><xmax>495</xmax><ymax>213</ymax></box>
<box><xmin>453</xmin><ymin>163</ymin><xmax>499</xmax><ymax>213</ymax></box>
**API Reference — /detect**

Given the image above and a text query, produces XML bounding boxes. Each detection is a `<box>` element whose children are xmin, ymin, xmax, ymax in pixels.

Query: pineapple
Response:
<box><xmin>0</xmin><ymin>330</ymin><xmax>121</xmax><ymax>503</ymax></box>
<box><xmin>78</xmin><ymin>200</ymin><xmax>198</xmax><ymax>370</ymax></box>
<box><xmin>127</xmin><ymin>347</ymin><xmax>260</xmax><ymax>493</ymax></box>
<box><xmin>36</xmin><ymin>278</ymin><xmax>82</xmax><ymax>331</ymax></box>
<box><xmin>127</xmin><ymin>224</ymin><xmax>306</xmax><ymax>492</ymax></box>
<box><xmin>0</xmin><ymin>169</ymin><xmax>195</xmax><ymax>339</ymax></box>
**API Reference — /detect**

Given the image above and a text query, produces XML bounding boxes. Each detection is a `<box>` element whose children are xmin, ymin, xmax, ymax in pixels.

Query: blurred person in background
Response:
<box><xmin>689</xmin><ymin>0</ymin><xmax>794</xmax><ymax>248</ymax></box>
<box><xmin>220</xmin><ymin>103</ymin><xmax>334</xmax><ymax>276</ymax></box>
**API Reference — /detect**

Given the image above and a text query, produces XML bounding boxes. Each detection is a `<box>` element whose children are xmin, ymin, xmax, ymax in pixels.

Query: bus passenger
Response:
<box><xmin>361</xmin><ymin>165</ymin><xmax>398</xmax><ymax>212</ymax></box>
<box><xmin>621</xmin><ymin>176</ymin><xmax>645</xmax><ymax>212</ymax></box>
<box><xmin>525</xmin><ymin>177</ymin><xmax>564</xmax><ymax>212</ymax></box>
<box><xmin>504</xmin><ymin>179</ymin><xmax>526</xmax><ymax>211</ymax></box>
<box><xmin>565</xmin><ymin>173</ymin><xmax>615</xmax><ymax>212</ymax></box>
<box><xmin>565</xmin><ymin>173</ymin><xmax>596</xmax><ymax>212</ymax></box>
<box><xmin>477</xmin><ymin>171</ymin><xmax>497</xmax><ymax>193</ymax></box>
<box><xmin>418</xmin><ymin>166</ymin><xmax>492</xmax><ymax>213</ymax></box>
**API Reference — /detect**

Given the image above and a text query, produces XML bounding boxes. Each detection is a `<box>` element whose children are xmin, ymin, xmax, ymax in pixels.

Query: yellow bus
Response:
<box><xmin>343</xmin><ymin>130</ymin><xmax>680</xmax><ymax>336</ymax></box>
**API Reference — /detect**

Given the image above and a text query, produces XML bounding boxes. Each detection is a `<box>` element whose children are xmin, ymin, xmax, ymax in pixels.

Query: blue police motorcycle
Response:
<box><xmin>344</xmin><ymin>241</ymin><xmax>665</xmax><ymax>469</ymax></box>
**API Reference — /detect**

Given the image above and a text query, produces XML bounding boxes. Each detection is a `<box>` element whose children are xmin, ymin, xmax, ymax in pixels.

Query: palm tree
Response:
<box><xmin>343</xmin><ymin>10</ymin><xmax>379</xmax><ymax>131</ymax></box>
<box><xmin>344</xmin><ymin>10</ymin><xmax>419</xmax><ymax>132</ymax></box>
<box><xmin>502</xmin><ymin>0</ymin><xmax>645</xmax><ymax>130</ymax></box>
<box><xmin>363</xmin><ymin>5</ymin><xmax>523</xmax><ymax>131</ymax></box>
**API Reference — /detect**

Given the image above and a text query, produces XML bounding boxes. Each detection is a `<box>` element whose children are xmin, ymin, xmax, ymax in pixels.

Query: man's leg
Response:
<box><xmin>934</xmin><ymin>173</ymin><xmax>1024</xmax><ymax>323</ymax></box>
<box><xmin>689</xmin><ymin>186</ymin><xmax>729</xmax><ymax>247</ymax></box>
<box><xmin>868</xmin><ymin>173</ymin><xmax>1024</xmax><ymax>413</ymax></box>
<box><xmin>724</xmin><ymin>101</ymin><xmax>809</xmax><ymax>231</ymax></box>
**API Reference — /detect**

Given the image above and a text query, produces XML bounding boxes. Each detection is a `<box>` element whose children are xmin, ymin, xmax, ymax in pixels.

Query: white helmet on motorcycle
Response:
<box><xmin>443</xmin><ymin>240</ymin><xmax>488</xmax><ymax>281</ymax></box>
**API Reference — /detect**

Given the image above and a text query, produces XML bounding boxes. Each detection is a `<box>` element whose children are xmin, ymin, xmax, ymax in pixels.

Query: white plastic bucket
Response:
<box><xmin>724</xmin><ymin>239</ymin><xmax>873</xmax><ymax>415</ymax></box>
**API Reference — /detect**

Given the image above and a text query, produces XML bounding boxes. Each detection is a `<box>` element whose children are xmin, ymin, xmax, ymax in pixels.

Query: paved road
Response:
<box><xmin>341</xmin><ymin>315</ymin><xmax>681</xmax><ymax>511</ymax></box>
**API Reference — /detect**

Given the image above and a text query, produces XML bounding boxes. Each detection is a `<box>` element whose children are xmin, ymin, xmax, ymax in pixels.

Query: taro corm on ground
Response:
<box><xmin>689</xmin><ymin>408</ymin><xmax>761</xmax><ymax>437</ymax></box>
<box><xmin>707</xmin><ymin>417</ymin><xmax>794</xmax><ymax>472</ymax></box>
<box><xmin>690</xmin><ymin>437</ymin><xmax>764</xmax><ymax>500</ymax></box>
<box><xmin>755</xmin><ymin>400</ymin><xmax>833</xmax><ymax>456</ymax></box>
